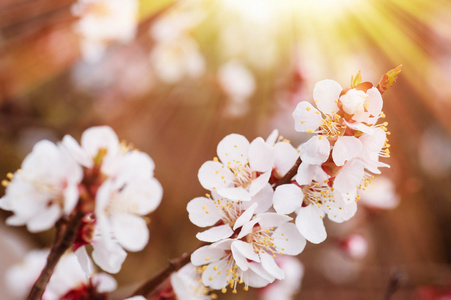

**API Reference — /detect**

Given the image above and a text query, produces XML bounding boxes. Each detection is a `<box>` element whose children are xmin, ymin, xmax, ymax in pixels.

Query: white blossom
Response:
<box><xmin>0</xmin><ymin>140</ymin><xmax>82</xmax><ymax>233</ymax></box>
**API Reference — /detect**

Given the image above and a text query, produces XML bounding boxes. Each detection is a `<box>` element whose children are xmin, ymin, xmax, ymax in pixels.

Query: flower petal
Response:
<box><xmin>218</xmin><ymin>186</ymin><xmax>251</xmax><ymax>201</ymax></box>
<box><xmin>249</xmin><ymin>172</ymin><xmax>271</xmax><ymax>197</ymax></box>
<box><xmin>334</xmin><ymin>159</ymin><xmax>364</xmax><ymax>195</ymax></box>
<box><xmin>292</xmin><ymin>101</ymin><xmax>323</xmax><ymax>133</ymax></box>
<box><xmin>187</xmin><ymin>197</ymin><xmax>223</xmax><ymax>227</ymax></box>
<box><xmin>111</xmin><ymin>214</ymin><xmax>149</xmax><ymax>252</ymax></box>
<box><xmin>27</xmin><ymin>205</ymin><xmax>61</xmax><ymax>233</ymax></box>
<box><xmin>196</xmin><ymin>224</ymin><xmax>234</xmax><ymax>242</ymax></box>
<box><xmin>198</xmin><ymin>161</ymin><xmax>234</xmax><ymax>191</ymax></box>
<box><xmin>260</xmin><ymin>252</ymin><xmax>284</xmax><ymax>280</ymax></box>
<box><xmin>313</xmin><ymin>79</ymin><xmax>341</xmax><ymax>115</ymax></box>
<box><xmin>92</xmin><ymin>238</ymin><xmax>127</xmax><ymax>274</ymax></box>
<box><xmin>299</xmin><ymin>135</ymin><xmax>330</xmax><ymax>165</ymax></box>
<box><xmin>81</xmin><ymin>126</ymin><xmax>120</xmax><ymax>162</ymax></box>
<box><xmin>332</xmin><ymin>136</ymin><xmax>363</xmax><ymax>166</ymax></box>
<box><xmin>273</xmin><ymin>142</ymin><xmax>299</xmax><ymax>176</ymax></box>
<box><xmin>217</xmin><ymin>134</ymin><xmax>250</xmax><ymax>169</ymax></box>
<box><xmin>249</xmin><ymin>137</ymin><xmax>274</xmax><ymax>172</ymax></box>
<box><xmin>245</xmin><ymin>184</ymin><xmax>273</xmax><ymax>214</ymax></box>
<box><xmin>295</xmin><ymin>205</ymin><xmax>327</xmax><ymax>244</ymax></box>
<box><xmin>274</xmin><ymin>184</ymin><xmax>303</xmax><ymax>215</ymax></box>
<box><xmin>234</xmin><ymin>202</ymin><xmax>258</xmax><ymax>230</ymax></box>
<box><xmin>191</xmin><ymin>245</ymin><xmax>227</xmax><ymax>266</ymax></box>
<box><xmin>75</xmin><ymin>247</ymin><xmax>93</xmax><ymax>277</ymax></box>
<box><xmin>202</xmin><ymin>260</ymin><xmax>228</xmax><ymax>289</ymax></box>
<box><xmin>272</xmin><ymin>222</ymin><xmax>306</xmax><ymax>255</ymax></box>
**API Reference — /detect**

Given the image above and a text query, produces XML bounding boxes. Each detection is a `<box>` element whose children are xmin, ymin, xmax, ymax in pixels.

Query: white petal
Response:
<box><xmin>247</xmin><ymin>261</ymin><xmax>276</xmax><ymax>285</ymax></box>
<box><xmin>295</xmin><ymin>205</ymin><xmax>327</xmax><ymax>244</ymax></box>
<box><xmin>234</xmin><ymin>202</ymin><xmax>258</xmax><ymax>230</ymax></box>
<box><xmin>75</xmin><ymin>247</ymin><xmax>93</xmax><ymax>278</ymax></box>
<box><xmin>81</xmin><ymin>126</ymin><xmax>120</xmax><ymax>162</ymax></box>
<box><xmin>61</xmin><ymin>134</ymin><xmax>92</xmax><ymax>168</ymax></box>
<box><xmin>274</xmin><ymin>184</ymin><xmax>303</xmax><ymax>215</ymax></box>
<box><xmin>92</xmin><ymin>239</ymin><xmax>127</xmax><ymax>274</ymax></box>
<box><xmin>272</xmin><ymin>222</ymin><xmax>306</xmax><ymax>255</ymax></box>
<box><xmin>295</xmin><ymin>163</ymin><xmax>315</xmax><ymax>186</ymax></box>
<box><xmin>249</xmin><ymin>137</ymin><xmax>274</xmax><ymax>172</ymax></box>
<box><xmin>191</xmin><ymin>245</ymin><xmax>226</xmax><ymax>266</ymax></box>
<box><xmin>332</xmin><ymin>136</ymin><xmax>363</xmax><ymax>166</ymax></box>
<box><xmin>237</xmin><ymin>218</ymin><xmax>260</xmax><ymax>239</ymax></box>
<box><xmin>299</xmin><ymin>136</ymin><xmax>330</xmax><ymax>165</ymax></box>
<box><xmin>266</xmin><ymin>129</ymin><xmax>279</xmax><ymax>145</ymax></box>
<box><xmin>202</xmin><ymin>260</ymin><xmax>228</xmax><ymax>289</ymax></box>
<box><xmin>27</xmin><ymin>205</ymin><xmax>61</xmax><ymax>233</ymax></box>
<box><xmin>260</xmin><ymin>252</ymin><xmax>284</xmax><ymax>280</ymax></box>
<box><xmin>187</xmin><ymin>197</ymin><xmax>223</xmax><ymax>227</ymax></box>
<box><xmin>245</xmin><ymin>184</ymin><xmax>273</xmax><ymax>214</ymax></box>
<box><xmin>249</xmin><ymin>172</ymin><xmax>271</xmax><ymax>197</ymax></box>
<box><xmin>366</xmin><ymin>87</ymin><xmax>383</xmax><ymax>119</ymax></box>
<box><xmin>292</xmin><ymin>101</ymin><xmax>322</xmax><ymax>133</ymax></box>
<box><xmin>334</xmin><ymin>159</ymin><xmax>364</xmax><ymax>194</ymax></box>
<box><xmin>313</xmin><ymin>79</ymin><xmax>341</xmax><ymax>115</ymax></box>
<box><xmin>217</xmin><ymin>186</ymin><xmax>251</xmax><ymax>201</ymax></box>
<box><xmin>256</xmin><ymin>213</ymin><xmax>291</xmax><ymax>229</ymax></box>
<box><xmin>217</xmin><ymin>134</ymin><xmax>250</xmax><ymax>169</ymax></box>
<box><xmin>196</xmin><ymin>224</ymin><xmax>234</xmax><ymax>242</ymax></box>
<box><xmin>232</xmin><ymin>240</ymin><xmax>260</xmax><ymax>270</ymax></box>
<box><xmin>198</xmin><ymin>161</ymin><xmax>234</xmax><ymax>191</ymax></box>
<box><xmin>111</xmin><ymin>214</ymin><xmax>149</xmax><ymax>252</ymax></box>
<box><xmin>92</xmin><ymin>273</ymin><xmax>117</xmax><ymax>293</ymax></box>
<box><xmin>273</xmin><ymin>142</ymin><xmax>299</xmax><ymax>176</ymax></box>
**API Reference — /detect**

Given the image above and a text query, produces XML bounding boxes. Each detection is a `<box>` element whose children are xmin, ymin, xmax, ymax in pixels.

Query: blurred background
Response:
<box><xmin>1</xmin><ymin>0</ymin><xmax>451</xmax><ymax>299</ymax></box>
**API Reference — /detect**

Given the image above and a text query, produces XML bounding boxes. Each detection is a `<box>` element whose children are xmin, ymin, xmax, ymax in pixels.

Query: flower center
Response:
<box><xmin>319</xmin><ymin>114</ymin><xmax>346</xmax><ymax>139</ymax></box>
<box><xmin>230</xmin><ymin>164</ymin><xmax>256</xmax><ymax>188</ymax></box>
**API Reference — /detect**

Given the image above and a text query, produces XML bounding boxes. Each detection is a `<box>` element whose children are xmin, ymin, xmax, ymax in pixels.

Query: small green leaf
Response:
<box><xmin>350</xmin><ymin>70</ymin><xmax>362</xmax><ymax>89</ymax></box>
<box><xmin>377</xmin><ymin>65</ymin><xmax>402</xmax><ymax>94</ymax></box>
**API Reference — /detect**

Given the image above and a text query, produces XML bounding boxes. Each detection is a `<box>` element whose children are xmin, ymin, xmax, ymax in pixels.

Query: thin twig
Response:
<box><xmin>382</xmin><ymin>269</ymin><xmax>405</xmax><ymax>300</ymax></box>
<box><xmin>27</xmin><ymin>211</ymin><xmax>84</xmax><ymax>300</ymax></box>
<box><xmin>132</xmin><ymin>252</ymin><xmax>192</xmax><ymax>297</ymax></box>
<box><xmin>273</xmin><ymin>157</ymin><xmax>302</xmax><ymax>190</ymax></box>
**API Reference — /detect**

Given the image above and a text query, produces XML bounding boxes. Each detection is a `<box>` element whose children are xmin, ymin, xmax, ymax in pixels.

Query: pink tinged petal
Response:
<box><xmin>81</xmin><ymin>126</ymin><xmax>120</xmax><ymax>160</ymax></box>
<box><xmin>340</xmin><ymin>89</ymin><xmax>367</xmax><ymax>115</ymax></box>
<box><xmin>360</xmin><ymin>128</ymin><xmax>386</xmax><ymax>160</ymax></box>
<box><xmin>111</xmin><ymin>214</ymin><xmax>149</xmax><ymax>252</ymax></box>
<box><xmin>295</xmin><ymin>205</ymin><xmax>327</xmax><ymax>244</ymax></box>
<box><xmin>272</xmin><ymin>223</ymin><xmax>306</xmax><ymax>255</ymax></box>
<box><xmin>245</xmin><ymin>184</ymin><xmax>273</xmax><ymax>214</ymax></box>
<box><xmin>249</xmin><ymin>172</ymin><xmax>271</xmax><ymax>197</ymax></box>
<box><xmin>111</xmin><ymin>151</ymin><xmax>155</xmax><ymax>184</ymax></box>
<box><xmin>217</xmin><ymin>186</ymin><xmax>251</xmax><ymax>201</ymax></box>
<box><xmin>187</xmin><ymin>197</ymin><xmax>223</xmax><ymax>227</ymax></box>
<box><xmin>273</xmin><ymin>142</ymin><xmax>299</xmax><ymax>176</ymax></box>
<box><xmin>249</xmin><ymin>137</ymin><xmax>274</xmax><ymax>172</ymax></box>
<box><xmin>292</xmin><ymin>101</ymin><xmax>323</xmax><ymax>133</ymax></box>
<box><xmin>299</xmin><ymin>136</ymin><xmax>330</xmax><ymax>165</ymax></box>
<box><xmin>211</xmin><ymin>239</ymin><xmax>234</xmax><ymax>250</ymax></box>
<box><xmin>198</xmin><ymin>161</ymin><xmax>235</xmax><ymax>191</ymax></box>
<box><xmin>334</xmin><ymin>159</ymin><xmax>364</xmax><ymax>194</ymax></box>
<box><xmin>256</xmin><ymin>213</ymin><xmax>291</xmax><ymax>229</ymax></box>
<box><xmin>266</xmin><ymin>129</ymin><xmax>279</xmax><ymax>145</ymax></box>
<box><xmin>366</xmin><ymin>87</ymin><xmax>383</xmax><ymax>119</ymax></box>
<box><xmin>313</xmin><ymin>79</ymin><xmax>341</xmax><ymax>115</ymax></box>
<box><xmin>217</xmin><ymin>134</ymin><xmax>250</xmax><ymax>168</ymax></box>
<box><xmin>332</xmin><ymin>136</ymin><xmax>363</xmax><ymax>166</ymax></box>
<box><xmin>27</xmin><ymin>204</ymin><xmax>61</xmax><ymax>233</ymax></box>
<box><xmin>247</xmin><ymin>261</ymin><xmax>276</xmax><ymax>285</ymax></box>
<box><xmin>344</xmin><ymin>119</ymin><xmax>375</xmax><ymax>134</ymax></box>
<box><xmin>202</xmin><ymin>261</ymin><xmax>228</xmax><ymax>289</ymax></box>
<box><xmin>75</xmin><ymin>247</ymin><xmax>94</xmax><ymax>277</ymax></box>
<box><xmin>92</xmin><ymin>239</ymin><xmax>127</xmax><ymax>274</ymax></box>
<box><xmin>5</xmin><ymin>215</ymin><xmax>26</xmax><ymax>227</ymax></box>
<box><xmin>274</xmin><ymin>184</ymin><xmax>303</xmax><ymax>215</ymax></box>
<box><xmin>191</xmin><ymin>245</ymin><xmax>227</xmax><ymax>266</ymax></box>
<box><xmin>61</xmin><ymin>135</ymin><xmax>93</xmax><ymax>168</ymax></box>
<box><xmin>196</xmin><ymin>224</ymin><xmax>234</xmax><ymax>242</ymax></box>
<box><xmin>119</xmin><ymin>178</ymin><xmax>163</xmax><ymax>215</ymax></box>
<box><xmin>234</xmin><ymin>202</ymin><xmax>258</xmax><ymax>230</ymax></box>
<box><xmin>92</xmin><ymin>273</ymin><xmax>117</xmax><ymax>293</ymax></box>
<box><xmin>260</xmin><ymin>252</ymin><xmax>284</xmax><ymax>280</ymax></box>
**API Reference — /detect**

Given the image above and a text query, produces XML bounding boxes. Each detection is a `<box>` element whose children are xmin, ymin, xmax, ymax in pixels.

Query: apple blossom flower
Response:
<box><xmin>0</xmin><ymin>140</ymin><xmax>82</xmax><ymax>233</ymax></box>
<box><xmin>72</xmin><ymin>0</ymin><xmax>139</xmax><ymax>62</ymax></box>
<box><xmin>339</xmin><ymin>234</ymin><xmax>368</xmax><ymax>259</ymax></box>
<box><xmin>359</xmin><ymin>176</ymin><xmax>399</xmax><ymax>210</ymax></box>
<box><xmin>62</xmin><ymin>126</ymin><xmax>163</xmax><ymax>273</ymax></box>
<box><xmin>191</xmin><ymin>212</ymin><xmax>306</xmax><ymax>292</ymax></box>
<box><xmin>258</xmin><ymin>256</ymin><xmax>304</xmax><ymax>300</ymax></box>
<box><xmin>6</xmin><ymin>250</ymin><xmax>116</xmax><ymax>299</ymax></box>
<box><xmin>198</xmin><ymin>134</ymin><xmax>274</xmax><ymax>201</ymax></box>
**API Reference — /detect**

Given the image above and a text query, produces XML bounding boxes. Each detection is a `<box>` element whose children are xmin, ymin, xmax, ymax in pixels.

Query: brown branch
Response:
<box><xmin>27</xmin><ymin>211</ymin><xmax>84</xmax><ymax>300</ymax></box>
<box><xmin>383</xmin><ymin>269</ymin><xmax>405</xmax><ymax>300</ymax></box>
<box><xmin>273</xmin><ymin>157</ymin><xmax>302</xmax><ymax>190</ymax></box>
<box><xmin>132</xmin><ymin>251</ymin><xmax>193</xmax><ymax>298</ymax></box>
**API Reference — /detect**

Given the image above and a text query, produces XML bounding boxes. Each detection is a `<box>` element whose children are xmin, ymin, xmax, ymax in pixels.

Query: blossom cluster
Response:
<box><xmin>0</xmin><ymin>126</ymin><xmax>162</xmax><ymax>274</ymax></box>
<box><xmin>186</xmin><ymin>77</ymin><xmax>391</xmax><ymax>295</ymax></box>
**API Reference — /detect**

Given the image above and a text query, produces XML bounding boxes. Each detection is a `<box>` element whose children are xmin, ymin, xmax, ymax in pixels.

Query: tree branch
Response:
<box><xmin>273</xmin><ymin>157</ymin><xmax>302</xmax><ymax>190</ymax></box>
<box><xmin>27</xmin><ymin>211</ymin><xmax>84</xmax><ymax>300</ymax></box>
